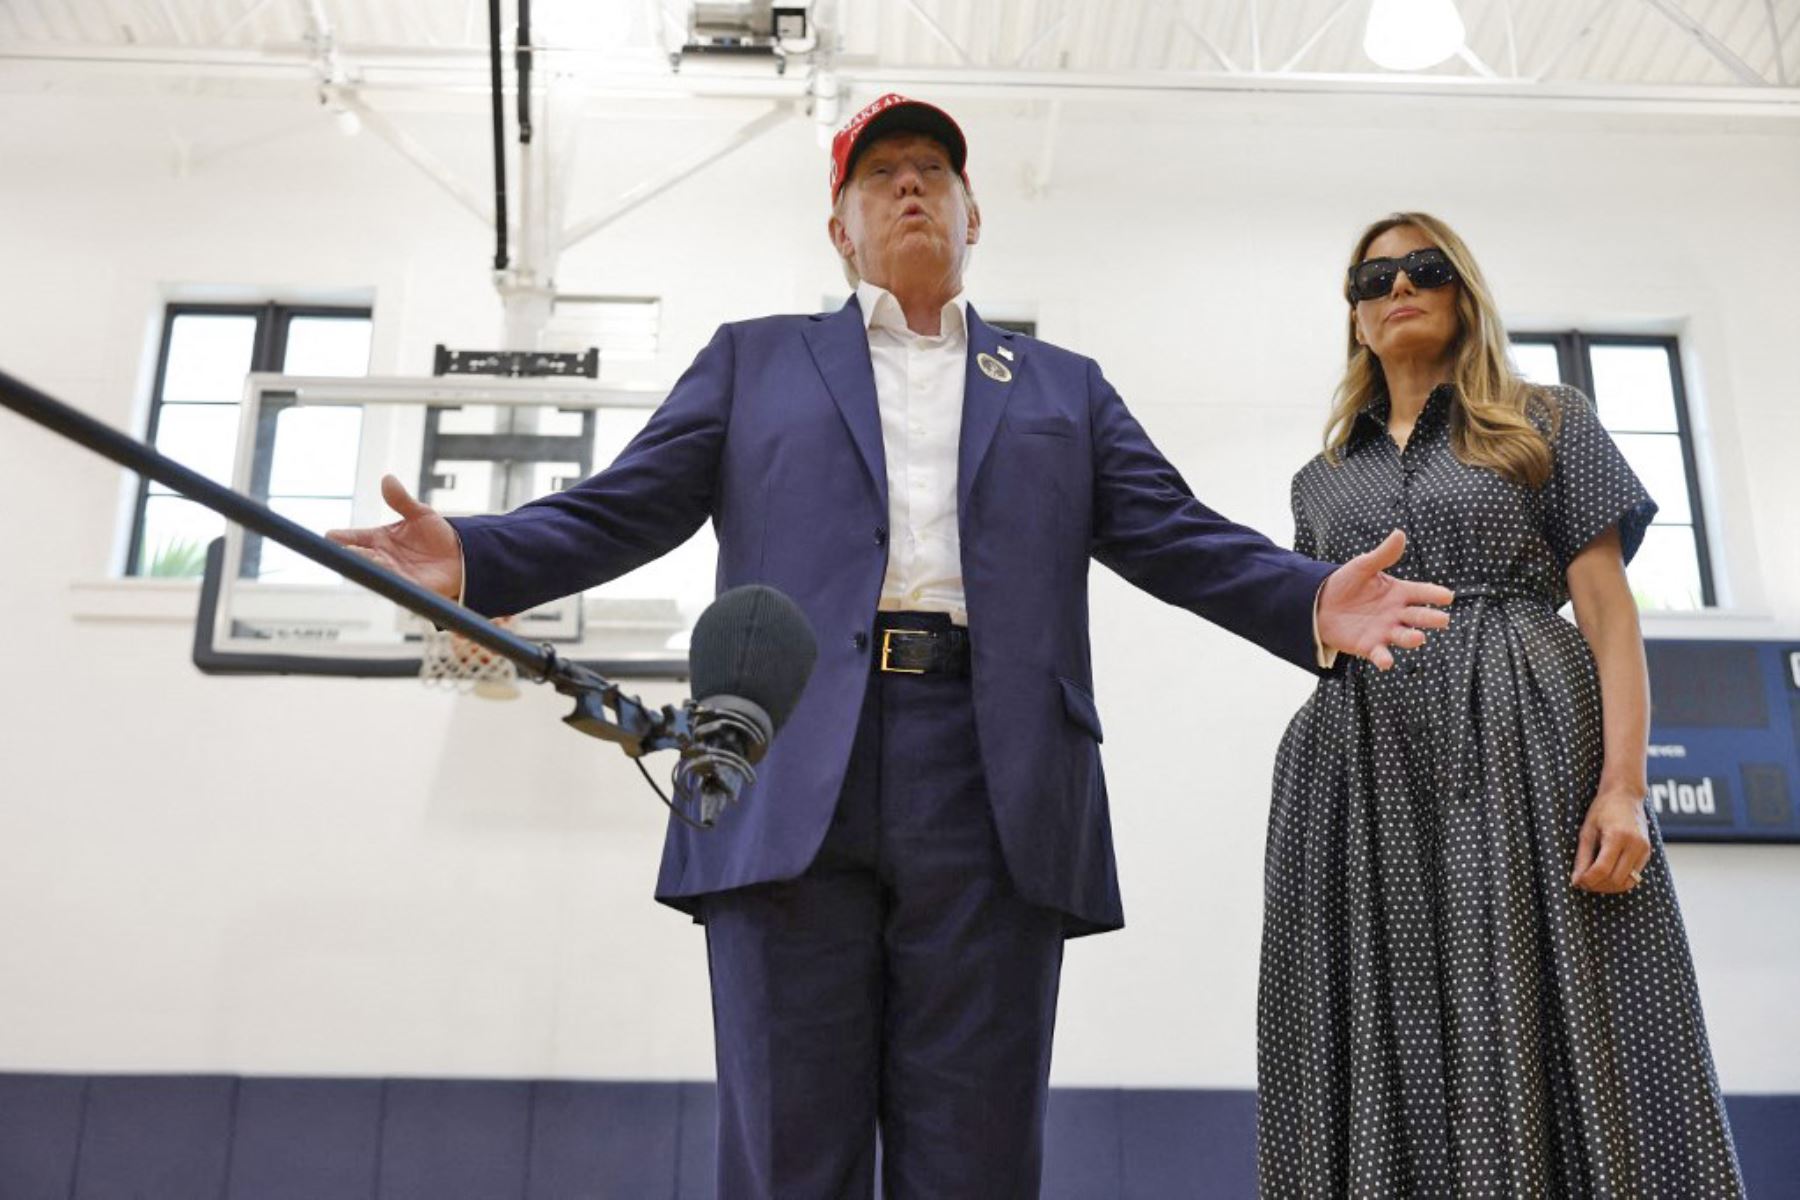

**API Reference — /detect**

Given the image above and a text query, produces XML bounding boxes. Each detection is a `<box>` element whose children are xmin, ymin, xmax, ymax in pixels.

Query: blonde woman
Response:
<box><xmin>1258</xmin><ymin>212</ymin><xmax>1744</xmax><ymax>1197</ymax></box>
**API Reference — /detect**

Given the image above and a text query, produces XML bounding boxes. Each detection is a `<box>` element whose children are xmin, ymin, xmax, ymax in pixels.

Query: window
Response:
<box><xmin>129</xmin><ymin>303</ymin><xmax>372</xmax><ymax>578</ymax></box>
<box><xmin>1510</xmin><ymin>332</ymin><xmax>1711</xmax><ymax>611</ymax></box>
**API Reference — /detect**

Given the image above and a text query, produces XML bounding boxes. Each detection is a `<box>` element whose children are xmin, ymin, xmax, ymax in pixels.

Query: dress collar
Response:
<box><xmin>1353</xmin><ymin>380</ymin><xmax>1457</xmax><ymax>444</ymax></box>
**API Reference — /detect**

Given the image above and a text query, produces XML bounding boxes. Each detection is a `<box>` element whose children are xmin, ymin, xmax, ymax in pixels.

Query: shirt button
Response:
<box><xmin>873</xmin><ymin>526</ymin><xmax>888</xmax><ymax>546</ymax></box>
<box><xmin>852</xmin><ymin>631</ymin><xmax>869</xmax><ymax>651</ymax></box>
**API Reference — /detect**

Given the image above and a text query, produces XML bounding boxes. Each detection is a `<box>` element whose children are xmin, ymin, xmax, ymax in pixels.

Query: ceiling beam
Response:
<box><xmin>337</xmin><ymin>89</ymin><xmax>495</xmax><ymax>227</ymax></box>
<box><xmin>1639</xmin><ymin>0</ymin><xmax>1769</xmax><ymax>85</ymax></box>
<box><xmin>1152</xmin><ymin>0</ymin><xmax>1239</xmax><ymax>74</ymax></box>
<box><xmin>1500</xmin><ymin>0</ymin><xmax>1521</xmax><ymax>78</ymax></box>
<box><xmin>1457</xmin><ymin>45</ymin><xmax>1499</xmax><ymax>79</ymax></box>
<box><xmin>1534</xmin><ymin>0</ymin><xmax>1620</xmax><ymax>79</ymax></box>
<box><xmin>559</xmin><ymin>103</ymin><xmax>794</xmax><ymax>251</ymax></box>
<box><xmin>1010</xmin><ymin>6</ymin><xmax>1070</xmax><ymax>71</ymax></box>
<box><xmin>901</xmin><ymin>0</ymin><xmax>973</xmax><ymax>67</ymax></box>
<box><xmin>151</xmin><ymin>0</ymin><xmax>193</xmax><ymax>44</ymax></box>
<box><xmin>1276</xmin><ymin>0</ymin><xmax>1357</xmax><ymax>75</ymax></box>
<box><xmin>6</xmin><ymin>42</ymin><xmax>1800</xmax><ymax>118</ymax></box>
<box><xmin>212</xmin><ymin>0</ymin><xmax>284</xmax><ymax>45</ymax></box>
<box><xmin>1764</xmin><ymin>0</ymin><xmax>1787</xmax><ymax>86</ymax></box>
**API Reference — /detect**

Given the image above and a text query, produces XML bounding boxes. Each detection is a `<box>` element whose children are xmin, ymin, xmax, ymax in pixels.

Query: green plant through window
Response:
<box><xmin>143</xmin><ymin>536</ymin><xmax>209</xmax><ymax>578</ymax></box>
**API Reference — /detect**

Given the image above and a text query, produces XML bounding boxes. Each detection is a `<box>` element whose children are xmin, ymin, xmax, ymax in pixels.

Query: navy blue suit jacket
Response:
<box><xmin>451</xmin><ymin>299</ymin><xmax>1335</xmax><ymax>934</ymax></box>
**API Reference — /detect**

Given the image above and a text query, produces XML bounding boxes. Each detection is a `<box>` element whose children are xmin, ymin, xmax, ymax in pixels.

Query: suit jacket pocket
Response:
<box><xmin>1010</xmin><ymin>414</ymin><xmax>1077</xmax><ymax>439</ymax></box>
<box><xmin>1058</xmin><ymin>675</ymin><xmax>1105</xmax><ymax>743</ymax></box>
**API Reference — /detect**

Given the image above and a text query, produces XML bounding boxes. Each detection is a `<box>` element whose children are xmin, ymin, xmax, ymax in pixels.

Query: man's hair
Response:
<box><xmin>831</xmin><ymin>187</ymin><xmax>860</xmax><ymax>288</ymax></box>
<box><xmin>830</xmin><ymin>174</ymin><xmax>976</xmax><ymax>289</ymax></box>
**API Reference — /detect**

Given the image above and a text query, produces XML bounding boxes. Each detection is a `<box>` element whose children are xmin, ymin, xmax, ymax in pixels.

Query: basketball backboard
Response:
<box><xmin>197</xmin><ymin>372</ymin><xmax>714</xmax><ymax>680</ymax></box>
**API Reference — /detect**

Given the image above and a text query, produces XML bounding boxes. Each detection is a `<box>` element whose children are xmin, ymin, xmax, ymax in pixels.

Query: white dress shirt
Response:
<box><xmin>857</xmin><ymin>280</ymin><xmax>972</xmax><ymax>626</ymax></box>
<box><xmin>854</xmin><ymin>279</ymin><xmax>1334</xmax><ymax>661</ymax></box>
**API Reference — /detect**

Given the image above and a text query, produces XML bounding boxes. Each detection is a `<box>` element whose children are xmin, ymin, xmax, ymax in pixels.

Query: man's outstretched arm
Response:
<box><xmin>1087</xmin><ymin>361</ymin><xmax>1449</xmax><ymax>672</ymax></box>
<box><xmin>330</xmin><ymin>325</ymin><xmax>736</xmax><ymax>618</ymax></box>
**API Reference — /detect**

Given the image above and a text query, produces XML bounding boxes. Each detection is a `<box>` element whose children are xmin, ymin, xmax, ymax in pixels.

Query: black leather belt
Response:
<box><xmin>872</xmin><ymin>611</ymin><xmax>971</xmax><ymax>676</ymax></box>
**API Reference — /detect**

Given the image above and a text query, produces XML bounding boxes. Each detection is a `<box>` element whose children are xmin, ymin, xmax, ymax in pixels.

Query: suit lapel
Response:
<box><xmin>958</xmin><ymin>304</ymin><xmax>1020</xmax><ymax>512</ymax></box>
<box><xmin>802</xmin><ymin>297</ymin><xmax>887</xmax><ymax>510</ymax></box>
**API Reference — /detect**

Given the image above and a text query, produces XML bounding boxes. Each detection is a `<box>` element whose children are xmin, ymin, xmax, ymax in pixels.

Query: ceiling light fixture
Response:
<box><xmin>1362</xmin><ymin>0</ymin><xmax>1467</xmax><ymax>72</ymax></box>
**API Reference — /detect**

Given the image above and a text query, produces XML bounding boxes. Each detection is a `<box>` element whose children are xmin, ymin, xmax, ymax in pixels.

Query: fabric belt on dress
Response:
<box><xmin>1450</xmin><ymin>581</ymin><xmax>1544</xmax><ymax>604</ymax></box>
<box><xmin>872</xmin><ymin>611</ymin><xmax>972</xmax><ymax>677</ymax></box>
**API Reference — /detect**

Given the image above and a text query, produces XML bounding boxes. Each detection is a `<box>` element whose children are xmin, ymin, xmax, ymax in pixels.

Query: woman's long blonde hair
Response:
<box><xmin>1326</xmin><ymin>211</ymin><xmax>1555</xmax><ymax>488</ymax></box>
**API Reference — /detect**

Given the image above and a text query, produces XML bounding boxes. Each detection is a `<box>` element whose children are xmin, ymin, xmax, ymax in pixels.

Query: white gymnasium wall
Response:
<box><xmin>2</xmin><ymin>87</ymin><xmax>1798</xmax><ymax>1091</ymax></box>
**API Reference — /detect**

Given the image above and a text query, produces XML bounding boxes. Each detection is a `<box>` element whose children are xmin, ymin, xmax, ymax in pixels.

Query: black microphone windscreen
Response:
<box><xmin>689</xmin><ymin>585</ymin><xmax>818</xmax><ymax>733</ymax></box>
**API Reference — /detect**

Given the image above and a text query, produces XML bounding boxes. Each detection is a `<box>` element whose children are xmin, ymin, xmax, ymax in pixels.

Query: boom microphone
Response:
<box><xmin>0</xmin><ymin>366</ymin><xmax>815</xmax><ymax>832</ymax></box>
<box><xmin>675</xmin><ymin>585</ymin><xmax>819</xmax><ymax>826</ymax></box>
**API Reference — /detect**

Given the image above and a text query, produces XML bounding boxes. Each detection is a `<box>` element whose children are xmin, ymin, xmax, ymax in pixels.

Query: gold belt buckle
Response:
<box><xmin>880</xmin><ymin>628</ymin><xmax>928</xmax><ymax>674</ymax></box>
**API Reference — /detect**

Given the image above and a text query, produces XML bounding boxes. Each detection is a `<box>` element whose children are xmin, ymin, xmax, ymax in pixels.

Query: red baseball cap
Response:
<box><xmin>829</xmin><ymin>93</ymin><xmax>970</xmax><ymax>201</ymax></box>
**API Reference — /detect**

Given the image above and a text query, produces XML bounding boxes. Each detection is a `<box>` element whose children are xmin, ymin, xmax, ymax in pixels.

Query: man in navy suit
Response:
<box><xmin>331</xmin><ymin>94</ymin><xmax>1451</xmax><ymax>1199</ymax></box>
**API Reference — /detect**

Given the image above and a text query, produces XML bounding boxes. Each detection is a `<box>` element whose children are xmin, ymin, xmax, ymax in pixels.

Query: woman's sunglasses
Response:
<box><xmin>1347</xmin><ymin>248</ymin><xmax>1459</xmax><ymax>302</ymax></box>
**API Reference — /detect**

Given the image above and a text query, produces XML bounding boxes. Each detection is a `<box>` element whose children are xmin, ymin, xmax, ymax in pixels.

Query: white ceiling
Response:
<box><xmin>1</xmin><ymin>0</ymin><xmax>1796</xmax><ymax>101</ymax></box>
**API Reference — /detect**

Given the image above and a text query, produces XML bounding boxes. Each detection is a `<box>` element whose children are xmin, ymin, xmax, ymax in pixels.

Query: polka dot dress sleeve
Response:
<box><xmin>1291</xmin><ymin>469</ymin><xmax>1319</xmax><ymax>558</ymax></box>
<box><xmin>1542</xmin><ymin>386</ymin><xmax>1658</xmax><ymax>569</ymax></box>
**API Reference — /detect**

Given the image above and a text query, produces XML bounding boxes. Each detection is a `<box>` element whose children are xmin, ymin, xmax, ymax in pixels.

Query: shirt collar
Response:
<box><xmin>855</xmin><ymin>280</ymin><xmax>967</xmax><ymax>341</ymax></box>
<box><xmin>1353</xmin><ymin>380</ymin><xmax>1457</xmax><ymax>444</ymax></box>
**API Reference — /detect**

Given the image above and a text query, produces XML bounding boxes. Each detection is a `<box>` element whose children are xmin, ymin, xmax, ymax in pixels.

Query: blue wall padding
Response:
<box><xmin>0</xmin><ymin>1074</ymin><xmax>1792</xmax><ymax>1199</ymax></box>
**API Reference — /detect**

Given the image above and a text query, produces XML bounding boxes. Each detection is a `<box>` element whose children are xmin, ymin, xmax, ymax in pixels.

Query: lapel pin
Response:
<box><xmin>977</xmin><ymin>352</ymin><xmax>1013</xmax><ymax>383</ymax></box>
<box><xmin>997</xmin><ymin>344</ymin><xmax>1015</xmax><ymax>361</ymax></box>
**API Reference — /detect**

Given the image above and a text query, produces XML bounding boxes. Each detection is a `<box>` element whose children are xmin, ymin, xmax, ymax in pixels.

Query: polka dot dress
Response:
<box><xmin>1257</xmin><ymin>384</ymin><xmax>1745</xmax><ymax>1198</ymax></box>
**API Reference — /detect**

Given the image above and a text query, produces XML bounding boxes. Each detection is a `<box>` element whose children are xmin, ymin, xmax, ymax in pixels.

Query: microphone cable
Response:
<box><xmin>635</xmin><ymin>757</ymin><xmax>714</xmax><ymax>833</ymax></box>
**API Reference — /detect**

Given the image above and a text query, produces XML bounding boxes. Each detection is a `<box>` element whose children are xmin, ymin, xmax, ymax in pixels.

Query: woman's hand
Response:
<box><xmin>1566</xmin><ymin>527</ymin><xmax>1653</xmax><ymax>896</ymax></box>
<box><xmin>1571</xmin><ymin>786</ymin><xmax>1652</xmax><ymax>894</ymax></box>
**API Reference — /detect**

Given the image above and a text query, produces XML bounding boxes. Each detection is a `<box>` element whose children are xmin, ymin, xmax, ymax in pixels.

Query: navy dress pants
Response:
<box><xmin>703</xmin><ymin>667</ymin><xmax>1067</xmax><ymax>1200</ymax></box>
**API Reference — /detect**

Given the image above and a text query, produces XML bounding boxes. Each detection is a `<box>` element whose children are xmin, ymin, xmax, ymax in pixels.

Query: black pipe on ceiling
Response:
<box><xmin>486</xmin><ymin>0</ymin><xmax>509</xmax><ymax>271</ymax></box>
<box><xmin>516</xmin><ymin>0</ymin><xmax>533</xmax><ymax>145</ymax></box>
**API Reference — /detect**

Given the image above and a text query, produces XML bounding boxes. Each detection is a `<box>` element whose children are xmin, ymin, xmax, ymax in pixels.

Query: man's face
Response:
<box><xmin>829</xmin><ymin>131</ymin><xmax>980</xmax><ymax>290</ymax></box>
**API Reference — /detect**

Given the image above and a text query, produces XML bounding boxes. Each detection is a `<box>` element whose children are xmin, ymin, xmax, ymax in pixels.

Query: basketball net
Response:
<box><xmin>419</xmin><ymin>614</ymin><xmax>521</xmax><ymax>700</ymax></box>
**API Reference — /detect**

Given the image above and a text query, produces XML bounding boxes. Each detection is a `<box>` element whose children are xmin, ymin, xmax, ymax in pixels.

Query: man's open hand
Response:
<box><xmin>1316</xmin><ymin>530</ymin><xmax>1454</xmax><ymax>670</ymax></box>
<box><xmin>325</xmin><ymin>474</ymin><xmax>464</xmax><ymax>601</ymax></box>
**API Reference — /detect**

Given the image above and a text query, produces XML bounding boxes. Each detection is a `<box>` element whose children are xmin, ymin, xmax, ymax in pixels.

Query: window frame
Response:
<box><xmin>1510</xmin><ymin>330</ymin><xmax>1714</xmax><ymax>608</ymax></box>
<box><xmin>128</xmin><ymin>301</ymin><xmax>372</xmax><ymax>576</ymax></box>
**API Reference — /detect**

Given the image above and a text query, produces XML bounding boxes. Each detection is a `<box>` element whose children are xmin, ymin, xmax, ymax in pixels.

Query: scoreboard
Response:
<box><xmin>1645</xmin><ymin>640</ymin><xmax>1800</xmax><ymax>843</ymax></box>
